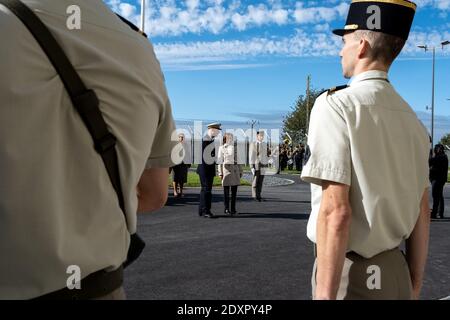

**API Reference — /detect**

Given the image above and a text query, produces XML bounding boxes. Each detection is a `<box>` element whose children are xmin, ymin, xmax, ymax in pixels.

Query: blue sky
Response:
<box><xmin>105</xmin><ymin>0</ymin><xmax>450</xmax><ymax>143</ymax></box>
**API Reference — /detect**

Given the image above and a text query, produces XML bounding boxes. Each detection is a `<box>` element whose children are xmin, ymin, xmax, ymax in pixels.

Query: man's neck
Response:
<box><xmin>352</xmin><ymin>60</ymin><xmax>389</xmax><ymax>78</ymax></box>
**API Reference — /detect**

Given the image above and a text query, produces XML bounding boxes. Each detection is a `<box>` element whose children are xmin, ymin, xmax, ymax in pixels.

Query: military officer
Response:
<box><xmin>197</xmin><ymin>122</ymin><xmax>221</xmax><ymax>218</ymax></box>
<box><xmin>249</xmin><ymin>130</ymin><xmax>269</xmax><ymax>201</ymax></box>
<box><xmin>301</xmin><ymin>0</ymin><xmax>431</xmax><ymax>300</ymax></box>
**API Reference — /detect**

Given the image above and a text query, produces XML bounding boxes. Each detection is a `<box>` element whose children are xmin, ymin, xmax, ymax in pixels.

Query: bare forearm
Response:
<box><xmin>315</xmin><ymin>208</ymin><xmax>351</xmax><ymax>299</ymax></box>
<box><xmin>136</xmin><ymin>168</ymin><xmax>169</xmax><ymax>213</ymax></box>
<box><xmin>405</xmin><ymin>190</ymin><xmax>430</xmax><ymax>299</ymax></box>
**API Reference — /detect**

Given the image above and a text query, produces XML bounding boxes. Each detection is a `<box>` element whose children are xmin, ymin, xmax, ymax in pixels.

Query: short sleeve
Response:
<box><xmin>145</xmin><ymin>98</ymin><xmax>177</xmax><ymax>168</ymax></box>
<box><xmin>301</xmin><ymin>94</ymin><xmax>351</xmax><ymax>186</ymax></box>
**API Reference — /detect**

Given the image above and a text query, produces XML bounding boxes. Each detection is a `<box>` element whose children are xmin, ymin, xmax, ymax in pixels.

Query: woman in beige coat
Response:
<box><xmin>218</xmin><ymin>133</ymin><xmax>243</xmax><ymax>215</ymax></box>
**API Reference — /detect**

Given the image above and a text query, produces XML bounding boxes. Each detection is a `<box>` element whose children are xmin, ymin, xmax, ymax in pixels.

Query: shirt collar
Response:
<box><xmin>349</xmin><ymin>70</ymin><xmax>389</xmax><ymax>86</ymax></box>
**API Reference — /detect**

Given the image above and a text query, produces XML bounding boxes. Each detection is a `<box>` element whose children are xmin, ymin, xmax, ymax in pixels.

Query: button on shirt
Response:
<box><xmin>301</xmin><ymin>70</ymin><xmax>430</xmax><ymax>259</ymax></box>
<box><xmin>0</xmin><ymin>0</ymin><xmax>175</xmax><ymax>299</ymax></box>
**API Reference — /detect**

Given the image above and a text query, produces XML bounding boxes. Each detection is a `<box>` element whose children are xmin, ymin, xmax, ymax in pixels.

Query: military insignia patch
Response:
<box><xmin>327</xmin><ymin>85</ymin><xmax>348</xmax><ymax>95</ymax></box>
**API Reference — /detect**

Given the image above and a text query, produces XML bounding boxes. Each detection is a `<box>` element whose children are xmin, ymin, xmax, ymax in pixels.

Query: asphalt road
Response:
<box><xmin>124</xmin><ymin>175</ymin><xmax>450</xmax><ymax>300</ymax></box>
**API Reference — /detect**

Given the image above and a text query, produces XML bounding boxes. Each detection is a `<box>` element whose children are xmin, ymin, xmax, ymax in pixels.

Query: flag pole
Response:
<box><xmin>140</xmin><ymin>0</ymin><xmax>145</xmax><ymax>32</ymax></box>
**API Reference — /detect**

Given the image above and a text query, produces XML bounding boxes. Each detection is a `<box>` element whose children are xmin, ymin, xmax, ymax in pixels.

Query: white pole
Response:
<box><xmin>140</xmin><ymin>0</ymin><xmax>145</xmax><ymax>32</ymax></box>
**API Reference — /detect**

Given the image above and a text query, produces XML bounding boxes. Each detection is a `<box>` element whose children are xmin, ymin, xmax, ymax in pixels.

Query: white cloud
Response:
<box><xmin>293</xmin><ymin>2</ymin><xmax>348</xmax><ymax>24</ymax></box>
<box><xmin>404</xmin><ymin>30</ymin><xmax>450</xmax><ymax>54</ymax></box>
<box><xmin>108</xmin><ymin>1</ymin><xmax>351</xmax><ymax>36</ymax></box>
<box><xmin>154</xmin><ymin>29</ymin><xmax>341</xmax><ymax>67</ymax></box>
<box><xmin>152</xmin><ymin>28</ymin><xmax>450</xmax><ymax>71</ymax></box>
<box><xmin>105</xmin><ymin>1</ymin><xmax>450</xmax><ymax>37</ymax></box>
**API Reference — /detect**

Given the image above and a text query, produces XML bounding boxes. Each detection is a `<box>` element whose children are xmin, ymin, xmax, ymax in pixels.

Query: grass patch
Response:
<box><xmin>279</xmin><ymin>169</ymin><xmax>302</xmax><ymax>175</ymax></box>
<box><xmin>169</xmin><ymin>172</ymin><xmax>251</xmax><ymax>187</ymax></box>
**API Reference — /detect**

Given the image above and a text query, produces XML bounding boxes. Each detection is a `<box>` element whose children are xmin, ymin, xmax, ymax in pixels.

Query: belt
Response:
<box><xmin>313</xmin><ymin>245</ymin><xmax>401</xmax><ymax>259</ymax></box>
<box><xmin>32</xmin><ymin>266</ymin><xmax>123</xmax><ymax>300</ymax></box>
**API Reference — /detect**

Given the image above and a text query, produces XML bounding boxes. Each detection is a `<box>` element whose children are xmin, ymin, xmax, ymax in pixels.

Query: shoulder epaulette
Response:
<box><xmin>327</xmin><ymin>85</ymin><xmax>348</xmax><ymax>95</ymax></box>
<box><xmin>116</xmin><ymin>14</ymin><xmax>148</xmax><ymax>38</ymax></box>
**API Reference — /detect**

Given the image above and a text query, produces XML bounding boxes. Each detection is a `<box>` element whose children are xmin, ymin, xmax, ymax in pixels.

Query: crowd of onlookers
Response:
<box><xmin>277</xmin><ymin>144</ymin><xmax>306</xmax><ymax>173</ymax></box>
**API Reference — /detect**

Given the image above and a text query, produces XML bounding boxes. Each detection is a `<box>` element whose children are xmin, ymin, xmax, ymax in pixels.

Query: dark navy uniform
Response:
<box><xmin>197</xmin><ymin>123</ymin><xmax>221</xmax><ymax>217</ymax></box>
<box><xmin>429</xmin><ymin>145</ymin><xmax>448</xmax><ymax>219</ymax></box>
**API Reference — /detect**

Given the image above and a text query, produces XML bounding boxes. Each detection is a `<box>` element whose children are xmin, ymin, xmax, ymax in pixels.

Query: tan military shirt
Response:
<box><xmin>0</xmin><ymin>0</ymin><xmax>175</xmax><ymax>298</ymax></box>
<box><xmin>301</xmin><ymin>70</ymin><xmax>430</xmax><ymax>259</ymax></box>
<box><xmin>249</xmin><ymin>141</ymin><xmax>270</xmax><ymax>174</ymax></box>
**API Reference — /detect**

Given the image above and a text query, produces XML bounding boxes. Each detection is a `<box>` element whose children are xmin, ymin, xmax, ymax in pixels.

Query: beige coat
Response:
<box><xmin>217</xmin><ymin>144</ymin><xmax>243</xmax><ymax>186</ymax></box>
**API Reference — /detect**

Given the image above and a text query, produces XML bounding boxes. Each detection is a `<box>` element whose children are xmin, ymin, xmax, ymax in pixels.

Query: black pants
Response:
<box><xmin>431</xmin><ymin>180</ymin><xmax>445</xmax><ymax>218</ymax></box>
<box><xmin>224</xmin><ymin>186</ymin><xmax>238</xmax><ymax>212</ymax></box>
<box><xmin>199</xmin><ymin>174</ymin><xmax>214</xmax><ymax>214</ymax></box>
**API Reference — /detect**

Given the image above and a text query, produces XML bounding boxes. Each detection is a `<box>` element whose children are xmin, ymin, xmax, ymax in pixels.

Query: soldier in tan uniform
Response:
<box><xmin>0</xmin><ymin>0</ymin><xmax>175</xmax><ymax>299</ymax></box>
<box><xmin>249</xmin><ymin>131</ymin><xmax>269</xmax><ymax>201</ymax></box>
<box><xmin>301</xmin><ymin>0</ymin><xmax>431</xmax><ymax>300</ymax></box>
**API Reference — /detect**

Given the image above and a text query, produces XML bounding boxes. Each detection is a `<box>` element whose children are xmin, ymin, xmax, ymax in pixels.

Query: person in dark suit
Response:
<box><xmin>197</xmin><ymin>122</ymin><xmax>221</xmax><ymax>218</ymax></box>
<box><xmin>429</xmin><ymin>144</ymin><xmax>448</xmax><ymax>219</ymax></box>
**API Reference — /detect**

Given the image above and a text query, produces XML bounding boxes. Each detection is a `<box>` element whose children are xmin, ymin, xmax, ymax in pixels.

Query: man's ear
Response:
<box><xmin>357</xmin><ymin>38</ymin><xmax>370</xmax><ymax>59</ymax></box>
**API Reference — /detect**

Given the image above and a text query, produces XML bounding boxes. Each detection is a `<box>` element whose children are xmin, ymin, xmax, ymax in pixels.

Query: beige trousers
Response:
<box><xmin>312</xmin><ymin>248</ymin><xmax>413</xmax><ymax>300</ymax></box>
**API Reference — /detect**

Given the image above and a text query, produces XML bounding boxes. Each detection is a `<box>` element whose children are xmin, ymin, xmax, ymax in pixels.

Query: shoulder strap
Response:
<box><xmin>0</xmin><ymin>0</ymin><xmax>126</xmax><ymax>214</ymax></box>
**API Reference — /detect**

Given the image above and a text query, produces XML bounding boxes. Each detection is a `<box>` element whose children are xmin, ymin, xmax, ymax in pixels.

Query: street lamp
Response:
<box><xmin>417</xmin><ymin>40</ymin><xmax>450</xmax><ymax>145</ymax></box>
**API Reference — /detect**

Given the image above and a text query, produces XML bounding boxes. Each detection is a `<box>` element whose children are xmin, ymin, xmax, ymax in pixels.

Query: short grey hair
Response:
<box><xmin>353</xmin><ymin>30</ymin><xmax>406</xmax><ymax>65</ymax></box>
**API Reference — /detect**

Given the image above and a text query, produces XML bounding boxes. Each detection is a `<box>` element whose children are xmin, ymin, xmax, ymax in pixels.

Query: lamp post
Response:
<box><xmin>417</xmin><ymin>45</ymin><xmax>435</xmax><ymax>144</ymax></box>
<box><xmin>418</xmin><ymin>40</ymin><xmax>450</xmax><ymax>145</ymax></box>
<box><xmin>140</xmin><ymin>0</ymin><xmax>146</xmax><ymax>32</ymax></box>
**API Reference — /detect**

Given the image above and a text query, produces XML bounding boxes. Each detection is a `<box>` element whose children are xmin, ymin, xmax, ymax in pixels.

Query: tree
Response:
<box><xmin>283</xmin><ymin>88</ymin><xmax>323</xmax><ymax>145</ymax></box>
<box><xmin>440</xmin><ymin>133</ymin><xmax>450</xmax><ymax>147</ymax></box>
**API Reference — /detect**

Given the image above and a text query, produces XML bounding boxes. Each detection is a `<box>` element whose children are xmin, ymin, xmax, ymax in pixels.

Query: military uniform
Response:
<box><xmin>0</xmin><ymin>0</ymin><xmax>175</xmax><ymax>299</ymax></box>
<box><xmin>249</xmin><ymin>140</ymin><xmax>269</xmax><ymax>201</ymax></box>
<box><xmin>301</xmin><ymin>0</ymin><xmax>430</xmax><ymax>299</ymax></box>
<box><xmin>197</xmin><ymin>123</ymin><xmax>221</xmax><ymax>216</ymax></box>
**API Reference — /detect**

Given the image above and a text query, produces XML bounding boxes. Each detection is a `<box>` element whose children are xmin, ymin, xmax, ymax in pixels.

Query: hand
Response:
<box><xmin>251</xmin><ymin>168</ymin><xmax>256</xmax><ymax>175</ymax></box>
<box><xmin>219</xmin><ymin>175</ymin><xmax>223</xmax><ymax>180</ymax></box>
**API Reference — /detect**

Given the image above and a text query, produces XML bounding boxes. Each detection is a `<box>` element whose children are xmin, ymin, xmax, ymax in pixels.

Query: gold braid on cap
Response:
<box><xmin>351</xmin><ymin>0</ymin><xmax>417</xmax><ymax>10</ymax></box>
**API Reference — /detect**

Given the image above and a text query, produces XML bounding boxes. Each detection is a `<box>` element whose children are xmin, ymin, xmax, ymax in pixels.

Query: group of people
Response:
<box><xmin>196</xmin><ymin>124</ymin><xmax>269</xmax><ymax>218</ymax></box>
<box><xmin>2</xmin><ymin>0</ymin><xmax>448</xmax><ymax>301</ymax></box>
<box><xmin>278</xmin><ymin>144</ymin><xmax>306</xmax><ymax>172</ymax></box>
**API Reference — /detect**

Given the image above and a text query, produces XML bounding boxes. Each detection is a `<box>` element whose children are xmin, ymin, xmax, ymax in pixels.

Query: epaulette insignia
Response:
<box><xmin>327</xmin><ymin>85</ymin><xmax>348</xmax><ymax>95</ymax></box>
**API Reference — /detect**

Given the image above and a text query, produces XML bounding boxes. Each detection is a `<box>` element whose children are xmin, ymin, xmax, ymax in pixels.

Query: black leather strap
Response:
<box><xmin>0</xmin><ymin>0</ymin><xmax>126</xmax><ymax>214</ymax></box>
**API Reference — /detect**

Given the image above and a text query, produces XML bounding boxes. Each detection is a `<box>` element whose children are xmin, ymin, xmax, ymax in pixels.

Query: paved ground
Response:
<box><xmin>124</xmin><ymin>175</ymin><xmax>450</xmax><ymax>300</ymax></box>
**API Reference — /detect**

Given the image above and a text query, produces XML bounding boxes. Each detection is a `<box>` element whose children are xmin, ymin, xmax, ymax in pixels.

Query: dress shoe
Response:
<box><xmin>231</xmin><ymin>210</ymin><xmax>237</xmax><ymax>215</ymax></box>
<box><xmin>204</xmin><ymin>212</ymin><xmax>214</xmax><ymax>218</ymax></box>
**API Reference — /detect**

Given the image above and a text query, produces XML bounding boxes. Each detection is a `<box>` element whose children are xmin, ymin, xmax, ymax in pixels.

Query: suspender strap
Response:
<box><xmin>0</xmin><ymin>0</ymin><xmax>125</xmax><ymax>213</ymax></box>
